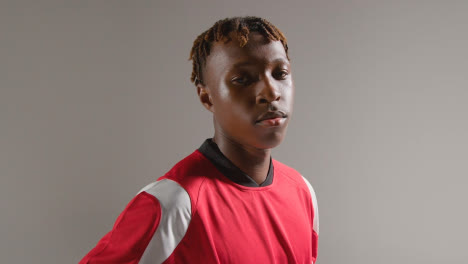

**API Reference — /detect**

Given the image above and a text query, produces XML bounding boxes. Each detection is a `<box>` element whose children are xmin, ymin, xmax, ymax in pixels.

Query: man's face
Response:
<box><xmin>199</xmin><ymin>32</ymin><xmax>294</xmax><ymax>150</ymax></box>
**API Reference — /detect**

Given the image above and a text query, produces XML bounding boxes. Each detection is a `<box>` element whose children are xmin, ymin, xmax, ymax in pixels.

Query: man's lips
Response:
<box><xmin>256</xmin><ymin>117</ymin><xmax>286</xmax><ymax>127</ymax></box>
<box><xmin>256</xmin><ymin>111</ymin><xmax>288</xmax><ymax>123</ymax></box>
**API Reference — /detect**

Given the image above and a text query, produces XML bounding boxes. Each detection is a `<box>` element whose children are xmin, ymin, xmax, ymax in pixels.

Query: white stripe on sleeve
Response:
<box><xmin>137</xmin><ymin>179</ymin><xmax>192</xmax><ymax>264</ymax></box>
<box><xmin>301</xmin><ymin>175</ymin><xmax>319</xmax><ymax>235</ymax></box>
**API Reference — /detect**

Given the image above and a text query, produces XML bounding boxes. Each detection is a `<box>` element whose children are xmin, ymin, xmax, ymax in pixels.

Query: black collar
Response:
<box><xmin>198</xmin><ymin>138</ymin><xmax>274</xmax><ymax>187</ymax></box>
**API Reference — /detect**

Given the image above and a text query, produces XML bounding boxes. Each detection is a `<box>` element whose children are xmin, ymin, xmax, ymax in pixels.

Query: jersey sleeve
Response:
<box><xmin>301</xmin><ymin>175</ymin><xmax>319</xmax><ymax>263</ymax></box>
<box><xmin>79</xmin><ymin>191</ymin><xmax>161</xmax><ymax>264</ymax></box>
<box><xmin>79</xmin><ymin>179</ymin><xmax>192</xmax><ymax>264</ymax></box>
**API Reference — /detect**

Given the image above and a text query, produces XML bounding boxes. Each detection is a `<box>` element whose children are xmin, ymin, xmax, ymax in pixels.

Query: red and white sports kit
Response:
<box><xmin>80</xmin><ymin>139</ymin><xmax>319</xmax><ymax>264</ymax></box>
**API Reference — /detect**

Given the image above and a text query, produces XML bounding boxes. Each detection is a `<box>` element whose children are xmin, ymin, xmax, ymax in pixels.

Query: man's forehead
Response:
<box><xmin>208</xmin><ymin>33</ymin><xmax>287</xmax><ymax>64</ymax></box>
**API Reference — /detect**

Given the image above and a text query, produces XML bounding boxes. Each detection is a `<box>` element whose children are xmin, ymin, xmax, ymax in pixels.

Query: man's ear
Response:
<box><xmin>197</xmin><ymin>84</ymin><xmax>214</xmax><ymax>113</ymax></box>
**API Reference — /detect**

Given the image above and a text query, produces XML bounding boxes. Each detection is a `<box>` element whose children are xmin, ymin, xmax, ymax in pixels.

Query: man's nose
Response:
<box><xmin>256</xmin><ymin>76</ymin><xmax>281</xmax><ymax>104</ymax></box>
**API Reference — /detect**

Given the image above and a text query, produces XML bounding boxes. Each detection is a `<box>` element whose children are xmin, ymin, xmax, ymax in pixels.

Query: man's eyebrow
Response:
<box><xmin>271</xmin><ymin>58</ymin><xmax>289</xmax><ymax>65</ymax></box>
<box><xmin>232</xmin><ymin>58</ymin><xmax>289</xmax><ymax>68</ymax></box>
<box><xmin>232</xmin><ymin>61</ymin><xmax>255</xmax><ymax>68</ymax></box>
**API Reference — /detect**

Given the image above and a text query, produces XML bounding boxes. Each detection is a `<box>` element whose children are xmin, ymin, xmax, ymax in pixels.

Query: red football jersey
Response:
<box><xmin>80</xmin><ymin>140</ymin><xmax>319</xmax><ymax>263</ymax></box>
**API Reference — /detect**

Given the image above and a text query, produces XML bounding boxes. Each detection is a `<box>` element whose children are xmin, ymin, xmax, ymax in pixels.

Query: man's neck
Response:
<box><xmin>212</xmin><ymin>134</ymin><xmax>271</xmax><ymax>185</ymax></box>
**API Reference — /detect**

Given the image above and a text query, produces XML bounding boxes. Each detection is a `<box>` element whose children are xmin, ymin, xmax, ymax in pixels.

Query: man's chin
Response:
<box><xmin>254</xmin><ymin>132</ymin><xmax>287</xmax><ymax>150</ymax></box>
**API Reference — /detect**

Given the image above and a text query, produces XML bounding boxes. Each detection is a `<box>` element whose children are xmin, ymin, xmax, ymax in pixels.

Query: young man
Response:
<box><xmin>80</xmin><ymin>16</ymin><xmax>318</xmax><ymax>264</ymax></box>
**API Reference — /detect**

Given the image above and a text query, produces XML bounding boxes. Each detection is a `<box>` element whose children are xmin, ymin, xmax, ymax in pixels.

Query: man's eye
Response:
<box><xmin>274</xmin><ymin>70</ymin><xmax>289</xmax><ymax>80</ymax></box>
<box><xmin>231</xmin><ymin>77</ymin><xmax>251</xmax><ymax>85</ymax></box>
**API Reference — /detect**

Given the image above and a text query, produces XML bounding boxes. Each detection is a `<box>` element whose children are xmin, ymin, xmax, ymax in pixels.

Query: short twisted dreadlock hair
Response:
<box><xmin>189</xmin><ymin>16</ymin><xmax>289</xmax><ymax>86</ymax></box>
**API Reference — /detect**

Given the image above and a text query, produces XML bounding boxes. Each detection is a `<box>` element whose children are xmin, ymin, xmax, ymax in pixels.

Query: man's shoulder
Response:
<box><xmin>138</xmin><ymin>149</ymin><xmax>216</xmax><ymax>209</ymax></box>
<box><xmin>138</xmin><ymin>179</ymin><xmax>191</xmax><ymax>208</ymax></box>
<box><xmin>161</xmin><ymin>149</ymin><xmax>215</xmax><ymax>180</ymax></box>
<box><xmin>272</xmin><ymin>159</ymin><xmax>304</xmax><ymax>183</ymax></box>
<box><xmin>272</xmin><ymin>159</ymin><xmax>300</xmax><ymax>174</ymax></box>
<box><xmin>272</xmin><ymin>159</ymin><xmax>316</xmax><ymax>195</ymax></box>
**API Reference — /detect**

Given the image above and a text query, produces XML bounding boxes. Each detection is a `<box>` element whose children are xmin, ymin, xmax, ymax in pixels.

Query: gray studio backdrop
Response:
<box><xmin>1</xmin><ymin>1</ymin><xmax>467</xmax><ymax>263</ymax></box>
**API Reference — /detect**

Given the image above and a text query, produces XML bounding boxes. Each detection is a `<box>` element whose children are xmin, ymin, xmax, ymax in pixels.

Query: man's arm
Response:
<box><xmin>79</xmin><ymin>179</ymin><xmax>191</xmax><ymax>264</ymax></box>
<box><xmin>79</xmin><ymin>192</ymin><xmax>161</xmax><ymax>263</ymax></box>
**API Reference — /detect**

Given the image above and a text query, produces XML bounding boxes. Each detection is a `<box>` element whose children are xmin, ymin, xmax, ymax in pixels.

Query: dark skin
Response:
<box><xmin>197</xmin><ymin>32</ymin><xmax>295</xmax><ymax>185</ymax></box>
